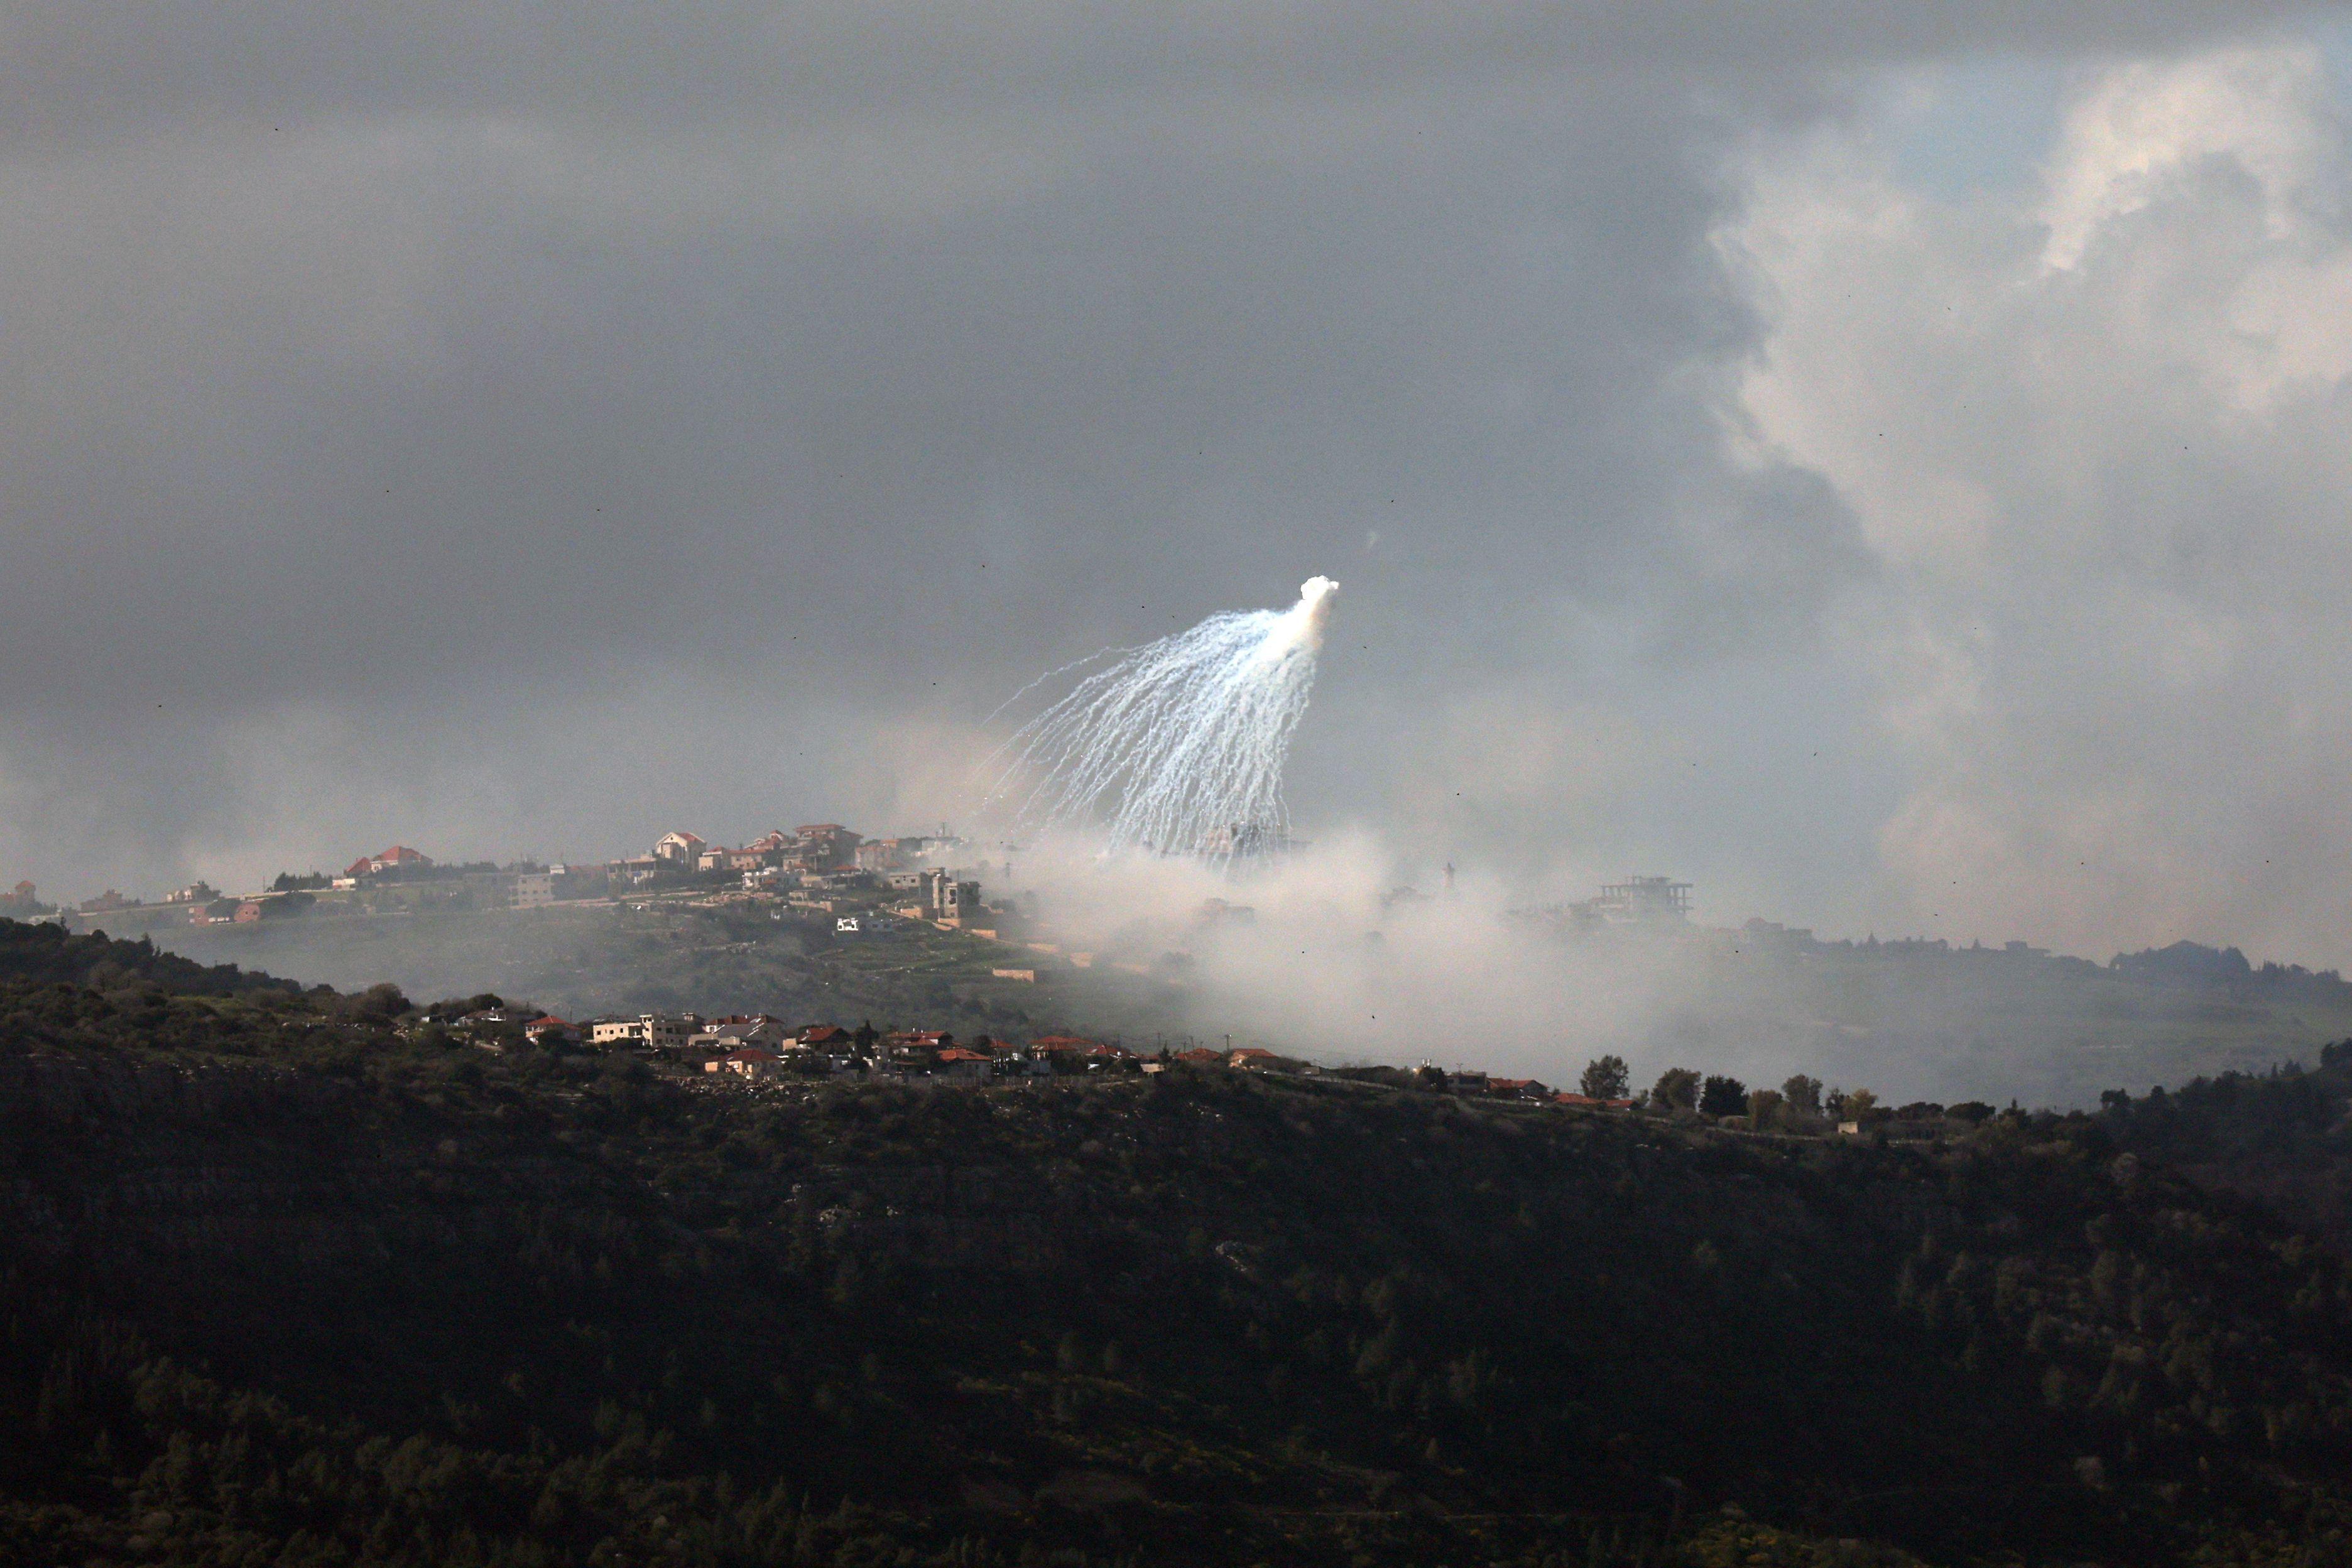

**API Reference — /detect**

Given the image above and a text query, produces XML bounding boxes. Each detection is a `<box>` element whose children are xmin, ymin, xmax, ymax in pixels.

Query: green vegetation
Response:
<box><xmin>2098</xmin><ymin>1042</ymin><xmax>2352</xmax><ymax>1243</ymax></box>
<box><xmin>144</xmin><ymin>900</ymin><xmax>1185</xmax><ymax>1047</ymax></box>
<box><xmin>6</xmin><ymin>918</ymin><xmax>2352</xmax><ymax>1564</ymax></box>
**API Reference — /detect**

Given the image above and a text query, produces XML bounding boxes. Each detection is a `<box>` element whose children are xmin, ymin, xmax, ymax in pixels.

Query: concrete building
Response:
<box><xmin>913</xmin><ymin>868</ymin><xmax>985</xmax><ymax>926</ymax></box>
<box><xmin>689</xmin><ymin>1016</ymin><xmax>793</xmax><ymax>1051</ymax></box>
<box><xmin>707</xmin><ymin>1048</ymin><xmax>783</xmax><ymax>1081</ymax></box>
<box><xmin>652</xmin><ymin>830</ymin><xmax>703</xmax><ymax>866</ymax></box>
<box><xmin>794</xmin><ymin>824</ymin><xmax>863</xmax><ymax>869</ymax></box>
<box><xmin>652</xmin><ymin>830</ymin><xmax>706</xmax><ymax>868</ymax></box>
<box><xmin>589</xmin><ymin>1015</ymin><xmax>697</xmax><ymax>1050</ymax></box>
<box><xmin>855</xmin><ymin>836</ymin><xmax>937</xmax><ymax>874</ymax></box>
<box><xmin>1589</xmin><ymin>876</ymin><xmax>1692</xmax><ymax>925</ymax></box>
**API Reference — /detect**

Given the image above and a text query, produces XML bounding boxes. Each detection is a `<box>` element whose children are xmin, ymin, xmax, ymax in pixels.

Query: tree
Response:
<box><xmin>340</xmin><ymin>983</ymin><xmax>410</xmax><ymax>1022</ymax></box>
<box><xmin>1699</xmin><ymin>1075</ymin><xmax>1748</xmax><ymax>1118</ymax></box>
<box><xmin>1651</xmin><ymin>1067</ymin><xmax>1701</xmax><ymax>1113</ymax></box>
<box><xmin>1781</xmin><ymin>1074</ymin><xmax>1823</xmax><ymax>1115</ymax></box>
<box><xmin>1580</xmin><ymin>1054</ymin><xmax>1630</xmax><ymax>1100</ymax></box>
<box><xmin>1828</xmin><ymin>1087</ymin><xmax>1878</xmax><ymax>1122</ymax></box>
<box><xmin>1746</xmin><ymin>1087</ymin><xmax>1783</xmax><ymax>1128</ymax></box>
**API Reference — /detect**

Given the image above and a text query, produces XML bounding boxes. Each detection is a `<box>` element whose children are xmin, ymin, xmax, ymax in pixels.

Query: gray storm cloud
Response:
<box><xmin>1729</xmin><ymin>41</ymin><xmax>2352</xmax><ymax>962</ymax></box>
<box><xmin>2</xmin><ymin>1</ymin><xmax>2349</xmax><ymax>967</ymax></box>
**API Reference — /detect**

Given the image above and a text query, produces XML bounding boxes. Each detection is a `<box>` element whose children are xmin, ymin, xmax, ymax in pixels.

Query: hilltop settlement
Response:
<box><xmin>9</xmin><ymin>822</ymin><xmax>983</xmax><ymax>934</ymax></box>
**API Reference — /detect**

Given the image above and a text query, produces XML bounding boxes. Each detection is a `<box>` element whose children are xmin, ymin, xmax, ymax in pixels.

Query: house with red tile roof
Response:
<box><xmin>345</xmin><ymin>845</ymin><xmax>432</xmax><ymax>879</ymax></box>
<box><xmin>936</xmin><ymin>1047</ymin><xmax>994</xmax><ymax>1084</ymax></box>
<box><xmin>652</xmin><ymin>830</ymin><xmax>706</xmax><ymax>868</ymax></box>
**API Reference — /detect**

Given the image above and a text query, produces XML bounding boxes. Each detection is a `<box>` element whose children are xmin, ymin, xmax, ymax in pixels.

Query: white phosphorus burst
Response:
<box><xmin>991</xmin><ymin>576</ymin><xmax>1337</xmax><ymax>863</ymax></box>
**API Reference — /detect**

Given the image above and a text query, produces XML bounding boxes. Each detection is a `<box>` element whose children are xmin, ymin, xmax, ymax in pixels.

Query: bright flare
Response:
<box><xmin>993</xmin><ymin>577</ymin><xmax>1337</xmax><ymax>864</ymax></box>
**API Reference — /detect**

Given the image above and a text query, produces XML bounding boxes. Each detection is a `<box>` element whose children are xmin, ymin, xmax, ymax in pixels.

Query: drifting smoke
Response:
<box><xmin>989</xmin><ymin>577</ymin><xmax>1337</xmax><ymax>863</ymax></box>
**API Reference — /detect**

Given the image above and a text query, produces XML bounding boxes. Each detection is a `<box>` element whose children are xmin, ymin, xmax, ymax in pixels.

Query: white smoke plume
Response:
<box><xmin>987</xmin><ymin>577</ymin><xmax>1337</xmax><ymax>864</ymax></box>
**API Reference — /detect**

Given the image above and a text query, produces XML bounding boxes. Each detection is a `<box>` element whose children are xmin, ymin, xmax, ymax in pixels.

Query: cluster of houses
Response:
<box><xmin>1438</xmin><ymin>1069</ymin><xmax>1636</xmax><ymax>1109</ymax></box>
<box><xmin>403</xmin><ymin>1001</ymin><xmax>1647</xmax><ymax>1110</ymax></box>
<box><xmin>415</xmin><ymin>1005</ymin><xmax>1194</xmax><ymax>1084</ymax></box>
<box><xmin>36</xmin><ymin>820</ymin><xmax>1001</xmax><ymax>935</ymax></box>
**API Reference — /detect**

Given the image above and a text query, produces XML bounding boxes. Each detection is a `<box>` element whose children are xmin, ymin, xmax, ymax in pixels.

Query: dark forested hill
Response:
<box><xmin>4</xmin><ymin>922</ymin><xmax>2352</xmax><ymax>1566</ymax></box>
<box><xmin>0</xmin><ymin>917</ymin><xmax>300</xmax><ymax>998</ymax></box>
<box><xmin>2098</xmin><ymin>1043</ymin><xmax>2352</xmax><ymax>1244</ymax></box>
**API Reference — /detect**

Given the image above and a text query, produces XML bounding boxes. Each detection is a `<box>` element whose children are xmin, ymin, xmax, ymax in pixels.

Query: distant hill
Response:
<box><xmin>3</xmin><ymin>923</ymin><xmax>2352</xmax><ymax>1564</ymax></box>
<box><xmin>2109</xmin><ymin>939</ymin><xmax>2260</xmax><ymax>985</ymax></box>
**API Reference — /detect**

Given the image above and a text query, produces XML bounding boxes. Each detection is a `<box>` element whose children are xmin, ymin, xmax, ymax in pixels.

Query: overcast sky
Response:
<box><xmin>8</xmin><ymin>2</ymin><xmax>2352</xmax><ymax>963</ymax></box>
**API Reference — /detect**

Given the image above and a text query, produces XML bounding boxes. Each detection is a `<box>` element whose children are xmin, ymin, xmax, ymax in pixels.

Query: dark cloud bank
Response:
<box><xmin>3</xmin><ymin>1</ymin><xmax>2347</xmax><ymax>969</ymax></box>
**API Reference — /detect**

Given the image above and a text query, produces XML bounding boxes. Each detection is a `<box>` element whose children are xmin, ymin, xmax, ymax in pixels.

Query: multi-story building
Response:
<box><xmin>651</xmin><ymin>830</ymin><xmax>706</xmax><ymax>868</ymax></box>
<box><xmin>913</xmin><ymin>868</ymin><xmax>984</xmax><ymax>926</ymax></box>
<box><xmin>1587</xmin><ymin>876</ymin><xmax>1692</xmax><ymax>925</ymax></box>
<box><xmin>589</xmin><ymin>1015</ymin><xmax>698</xmax><ymax>1050</ymax></box>
<box><xmin>794</xmin><ymin>824</ymin><xmax>863</xmax><ymax>870</ymax></box>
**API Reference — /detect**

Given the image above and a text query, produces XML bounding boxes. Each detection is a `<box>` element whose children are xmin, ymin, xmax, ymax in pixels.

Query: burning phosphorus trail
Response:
<box><xmin>991</xmin><ymin>577</ymin><xmax>1337</xmax><ymax>864</ymax></box>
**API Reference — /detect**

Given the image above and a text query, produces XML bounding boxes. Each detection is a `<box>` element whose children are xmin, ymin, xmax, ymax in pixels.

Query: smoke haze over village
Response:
<box><xmin>10</xmin><ymin>3</ymin><xmax>2352</xmax><ymax>969</ymax></box>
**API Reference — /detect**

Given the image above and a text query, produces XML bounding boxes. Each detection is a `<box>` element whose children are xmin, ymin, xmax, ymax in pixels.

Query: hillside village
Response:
<box><xmin>410</xmin><ymin>989</ymin><xmax>1989</xmax><ymax>1136</ymax></box>
<box><xmin>8</xmin><ymin>822</ymin><xmax>984</xmax><ymax>933</ymax></box>
<box><xmin>324</xmin><ymin>991</ymin><xmax>2062</xmax><ymax>1160</ymax></box>
<box><xmin>0</xmin><ymin>823</ymin><xmax>2018</xmax><ymax>1118</ymax></box>
<box><xmin>18</xmin><ymin>819</ymin><xmax>2352</xmax><ymax>1112</ymax></box>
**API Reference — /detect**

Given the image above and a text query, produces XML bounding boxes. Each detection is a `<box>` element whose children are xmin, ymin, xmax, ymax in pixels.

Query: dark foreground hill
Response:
<box><xmin>4</xmin><ymin>923</ymin><xmax>2352</xmax><ymax>1565</ymax></box>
